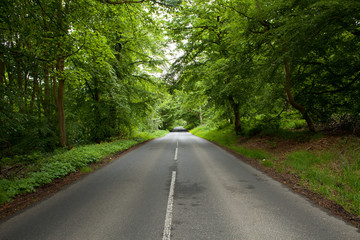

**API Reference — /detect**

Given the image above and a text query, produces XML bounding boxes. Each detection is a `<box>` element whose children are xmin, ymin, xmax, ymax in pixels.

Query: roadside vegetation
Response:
<box><xmin>0</xmin><ymin>130</ymin><xmax>168</xmax><ymax>205</ymax></box>
<box><xmin>191</xmin><ymin>124</ymin><xmax>360</xmax><ymax>217</ymax></box>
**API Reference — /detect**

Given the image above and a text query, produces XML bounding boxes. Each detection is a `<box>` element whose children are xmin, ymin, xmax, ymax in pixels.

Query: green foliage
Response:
<box><xmin>165</xmin><ymin>0</ymin><xmax>360</xmax><ymax>135</ymax></box>
<box><xmin>0</xmin><ymin>0</ymin><xmax>167</xmax><ymax>156</ymax></box>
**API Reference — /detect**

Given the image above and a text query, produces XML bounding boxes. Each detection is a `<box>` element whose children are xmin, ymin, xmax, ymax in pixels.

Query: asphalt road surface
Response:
<box><xmin>1</xmin><ymin>129</ymin><xmax>359</xmax><ymax>239</ymax></box>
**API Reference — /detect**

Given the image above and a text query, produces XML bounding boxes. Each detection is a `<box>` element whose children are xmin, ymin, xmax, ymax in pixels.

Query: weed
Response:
<box><xmin>266</xmin><ymin>140</ymin><xmax>277</xmax><ymax>149</ymax></box>
<box><xmin>262</xmin><ymin>160</ymin><xmax>274</xmax><ymax>168</ymax></box>
<box><xmin>277</xmin><ymin>165</ymin><xmax>284</xmax><ymax>173</ymax></box>
<box><xmin>79</xmin><ymin>166</ymin><xmax>93</xmax><ymax>174</ymax></box>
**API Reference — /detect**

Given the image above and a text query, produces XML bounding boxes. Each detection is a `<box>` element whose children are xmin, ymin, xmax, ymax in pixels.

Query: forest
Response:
<box><xmin>1</xmin><ymin>0</ymin><xmax>359</xmax><ymax>157</ymax></box>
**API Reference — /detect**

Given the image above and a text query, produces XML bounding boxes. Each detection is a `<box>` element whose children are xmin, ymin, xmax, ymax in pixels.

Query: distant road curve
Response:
<box><xmin>171</xmin><ymin>127</ymin><xmax>188</xmax><ymax>132</ymax></box>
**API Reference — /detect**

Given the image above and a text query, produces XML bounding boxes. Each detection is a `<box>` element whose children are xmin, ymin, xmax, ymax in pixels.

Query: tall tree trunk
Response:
<box><xmin>52</xmin><ymin>67</ymin><xmax>58</xmax><ymax>106</ymax></box>
<box><xmin>16</xmin><ymin>58</ymin><xmax>24</xmax><ymax>112</ymax></box>
<box><xmin>199</xmin><ymin>105</ymin><xmax>203</xmax><ymax>124</ymax></box>
<box><xmin>8</xmin><ymin>72</ymin><xmax>14</xmax><ymax>110</ymax></box>
<box><xmin>44</xmin><ymin>65</ymin><xmax>51</xmax><ymax>117</ymax></box>
<box><xmin>37</xmin><ymin>77</ymin><xmax>42</xmax><ymax>120</ymax></box>
<box><xmin>0</xmin><ymin>55</ymin><xmax>5</xmax><ymax>88</ymax></box>
<box><xmin>283</xmin><ymin>57</ymin><xmax>315</xmax><ymax>132</ymax></box>
<box><xmin>56</xmin><ymin>58</ymin><xmax>66</xmax><ymax>147</ymax></box>
<box><xmin>55</xmin><ymin>0</ymin><xmax>70</xmax><ymax>147</ymax></box>
<box><xmin>0</xmin><ymin>55</ymin><xmax>5</xmax><ymax>103</ymax></box>
<box><xmin>30</xmin><ymin>73</ymin><xmax>38</xmax><ymax>114</ymax></box>
<box><xmin>24</xmin><ymin>72</ymin><xmax>29</xmax><ymax>111</ymax></box>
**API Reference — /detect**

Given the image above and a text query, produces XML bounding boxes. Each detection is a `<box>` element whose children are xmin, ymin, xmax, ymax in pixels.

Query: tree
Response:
<box><xmin>166</xmin><ymin>0</ymin><xmax>360</xmax><ymax>134</ymax></box>
<box><xmin>0</xmin><ymin>0</ymin><xmax>167</xmax><ymax>156</ymax></box>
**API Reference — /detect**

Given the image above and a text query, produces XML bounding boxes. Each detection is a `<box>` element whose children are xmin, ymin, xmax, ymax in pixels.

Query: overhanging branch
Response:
<box><xmin>103</xmin><ymin>0</ymin><xmax>145</xmax><ymax>4</ymax></box>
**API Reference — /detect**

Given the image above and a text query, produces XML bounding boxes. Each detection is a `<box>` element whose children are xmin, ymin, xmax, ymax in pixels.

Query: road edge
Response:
<box><xmin>0</xmin><ymin>139</ymin><xmax>152</xmax><ymax>223</ymax></box>
<box><xmin>197</xmin><ymin>136</ymin><xmax>360</xmax><ymax>230</ymax></box>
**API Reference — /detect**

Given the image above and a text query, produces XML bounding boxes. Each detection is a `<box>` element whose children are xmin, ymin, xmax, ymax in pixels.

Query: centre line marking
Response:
<box><xmin>163</xmin><ymin>171</ymin><xmax>176</xmax><ymax>240</ymax></box>
<box><xmin>174</xmin><ymin>148</ymin><xmax>178</xmax><ymax>161</ymax></box>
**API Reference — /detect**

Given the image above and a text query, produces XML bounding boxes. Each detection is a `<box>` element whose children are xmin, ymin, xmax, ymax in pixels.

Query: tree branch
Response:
<box><xmin>103</xmin><ymin>0</ymin><xmax>145</xmax><ymax>4</ymax></box>
<box><xmin>103</xmin><ymin>0</ymin><xmax>174</xmax><ymax>7</ymax></box>
<box><xmin>218</xmin><ymin>3</ymin><xmax>253</xmax><ymax>20</ymax></box>
<box><xmin>314</xmin><ymin>72</ymin><xmax>360</xmax><ymax>95</ymax></box>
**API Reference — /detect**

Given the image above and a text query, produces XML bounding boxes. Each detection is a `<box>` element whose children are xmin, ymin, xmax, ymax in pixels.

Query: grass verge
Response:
<box><xmin>191</xmin><ymin>125</ymin><xmax>360</xmax><ymax>218</ymax></box>
<box><xmin>0</xmin><ymin>130</ymin><xmax>168</xmax><ymax>205</ymax></box>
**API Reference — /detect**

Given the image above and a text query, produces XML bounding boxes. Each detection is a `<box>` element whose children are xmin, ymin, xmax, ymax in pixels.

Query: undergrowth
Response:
<box><xmin>0</xmin><ymin>130</ymin><xmax>168</xmax><ymax>205</ymax></box>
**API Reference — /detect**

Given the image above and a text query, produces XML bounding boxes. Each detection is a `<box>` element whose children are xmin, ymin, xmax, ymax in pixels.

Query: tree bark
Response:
<box><xmin>55</xmin><ymin>0</ymin><xmax>69</xmax><ymax>147</ymax></box>
<box><xmin>24</xmin><ymin>72</ymin><xmax>29</xmax><ymax>111</ymax></box>
<box><xmin>30</xmin><ymin>73</ymin><xmax>38</xmax><ymax>114</ymax></box>
<box><xmin>44</xmin><ymin>65</ymin><xmax>51</xmax><ymax>117</ymax></box>
<box><xmin>0</xmin><ymin>54</ymin><xmax>5</xmax><ymax>88</ymax></box>
<box><xmin>283</xmin><ymin>57</ymin><xmax>315</xmax><ymax>132</ymax></box>
<box><xmin>16</xmin><ymin>57</ymin><xmax>24</xmax><ymax>112</ymax></box>
<box><xmin>229</xmin><ymin>97</ymin><xmax>241</xmax><ymax>134</ymax></box>
<box><xmin>56</xmin><ymin>57</ymin><xmax>67</xmax><ymax>147</ymax></box>
<box><xmin>52</xmin><ymin>67</ymin><xmax>58</xmax><ymax>107</ymax></box>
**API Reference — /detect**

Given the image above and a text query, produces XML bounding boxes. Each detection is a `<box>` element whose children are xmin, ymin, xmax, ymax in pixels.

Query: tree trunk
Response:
<box><xmin>16</xmin><ymin>58</ymin><xmax>24</xmax><ymax>112</ymax></box>
<box><xmin>8</xmin><ymin>72</ymin><xmax>14</xmax><ymax>110</ymax></box>
<box><xmin>30</xmin><ymin>73</ymin><xmax>38</xmax><ymax>114</ymax></box>
<box><xmin>24</xmin><ymin>72</ymin><xmax>29</xmax><ymax>111</ymax></box>
<box><xmin>234</xmin><ymin>107</ymin><xmax>241</xmax><ymax>135</ymax></box>
<box><xmin>283</xmin><ymin>57</ymin><xmax>315</xmax><ymax>132</ymax></box>
<box><xmin>0</xmin><ymin>55</ymin><xmax>5</xmax><ymax>88</ymax></box>
<box><xmin>55</xmin><ymin>0</ymin><xmax>70</xmax><ymax>147</ymax></box>
<box><xmin>44</xmin><ymin>65</ymin><xmax>51</xmax><ymax>117</ymax></box>
<box><xmin>229</xmin><ymin>97</ymin><xmax>241</xmax><ymax>134</ymax></box>
<box><xmin>52</xmin><ymin>67</ymin><xmax>58</xmax><ymax>106</ymax></box>
<box><xmin>56</xmin><ymin>58</ymin><xmax>67</xmax><ymax>147</ymax></box>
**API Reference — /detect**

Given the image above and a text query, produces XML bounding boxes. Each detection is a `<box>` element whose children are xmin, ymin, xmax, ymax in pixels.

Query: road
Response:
<box><xmin>0</xmin><ymin>129</ymin><xmax>359</xmax><ymax>239</ymax></box>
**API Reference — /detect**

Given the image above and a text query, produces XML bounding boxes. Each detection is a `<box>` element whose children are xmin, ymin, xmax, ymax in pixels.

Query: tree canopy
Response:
<box><xmin>166</xmin><ymin>0</ymin><xmax>360</xmax><ymax>134</ymax></box>
<box><xmin>1</xmin><ymin>0</ymin><xmax>359</xmax><ymax>157</ymax></box>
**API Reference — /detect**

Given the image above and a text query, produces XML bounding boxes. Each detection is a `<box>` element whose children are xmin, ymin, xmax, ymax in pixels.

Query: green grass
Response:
<box><xmin>191</xmin><ymin>125</ymin><xmax>236</xmax><ymax>147</ymax></box>
<box><xmin>286</xmin><ymin>149</ymin><xmax>360</xmax><ymax>216</ymax></box>
<box><xmin>285</xmin><ymin>150</ymin><xmax>332</xmax><ymax>172</ymax></box>
<box><xmin>79</xmin><ymin>166</ymin><xmax>93</xmax><ymax>174</ymax></box>
<box><xmin>230</xmin><ymin>145</ymin><xmax>271</xmax><ymax>160</ymax></box>
<box><xmin>191</xmin><ymin>124</ymin><xmax>360</xmax><ymax>217</ymax></box>
<box><xmin>0</xmin><ymin>130</ymin><xmax>169</xmax><ymax>205</ymax></box>
<box><xmin>191</xmin><ymin>125</ymin><xmax>271</xmax><ymax>161</ymax></box>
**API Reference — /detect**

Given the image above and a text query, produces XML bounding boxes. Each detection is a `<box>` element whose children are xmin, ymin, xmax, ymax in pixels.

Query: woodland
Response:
<box><xmin>1</xmin><ymin>0</ymin><xmax>360</xmax><ymax>157</ymax></box>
